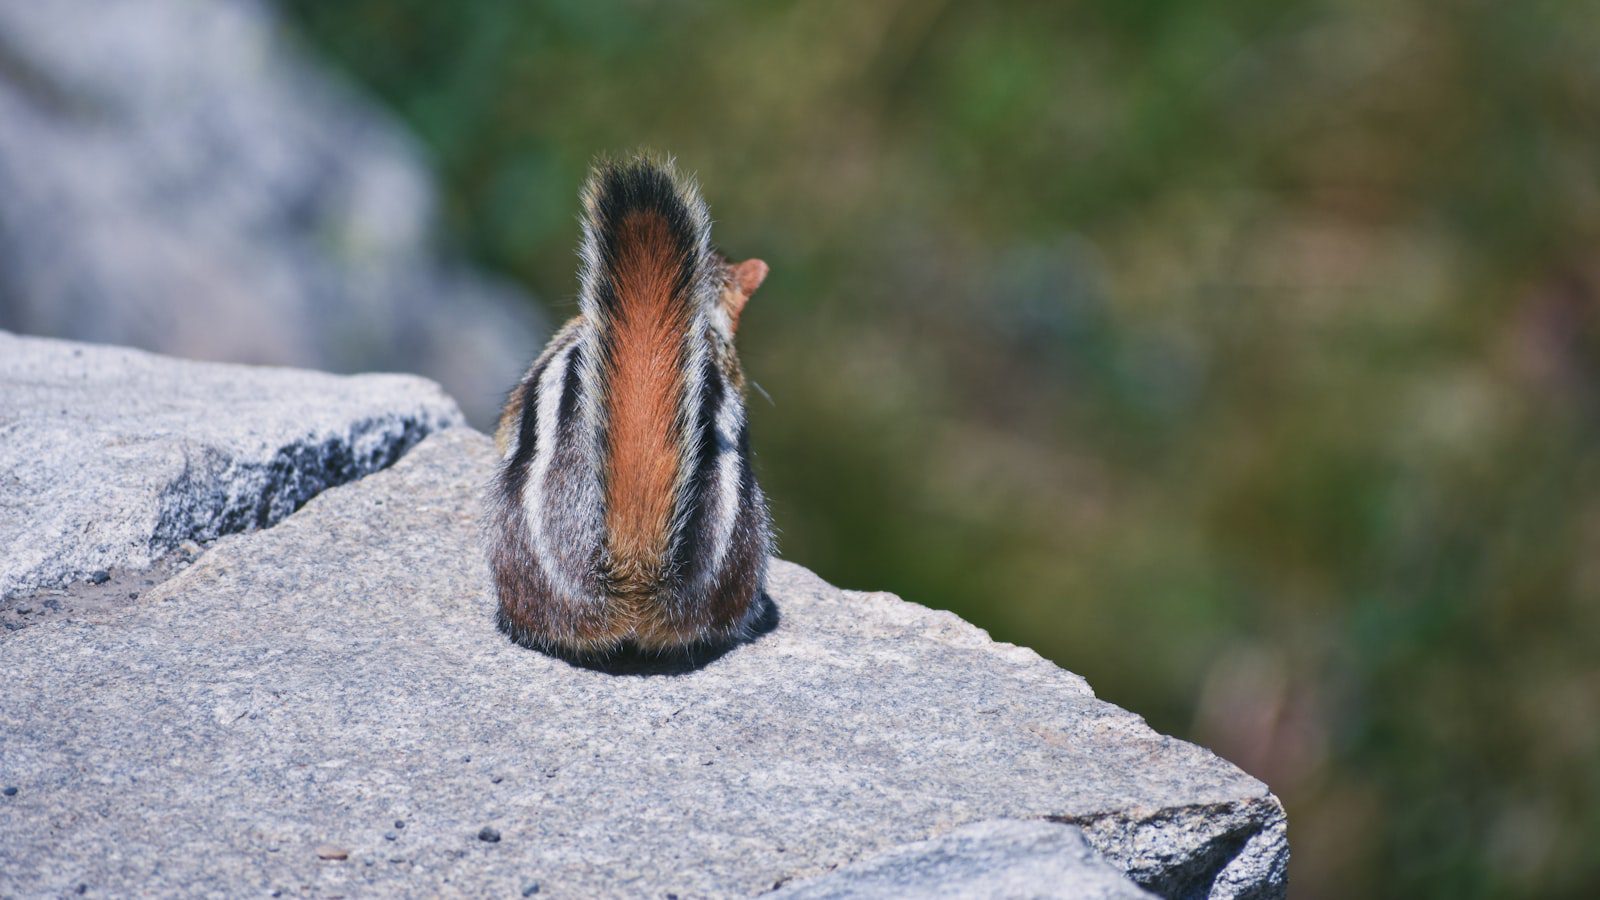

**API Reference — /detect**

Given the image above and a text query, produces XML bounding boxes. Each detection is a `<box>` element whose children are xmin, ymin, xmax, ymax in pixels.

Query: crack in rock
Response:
<box><xmin>1049</xmin><ymin>799</ymin><xmax>1289</xmax><ymax>900</ymax></box>
<box><xmin>0</xmin><ymin>330</ymin><xmax>464</xmax><ymax>603</ymax></box>
<box><xmin>149</xmin><ymin>414</ymin><xmax>442</xmax><ymax>552</ymax></box>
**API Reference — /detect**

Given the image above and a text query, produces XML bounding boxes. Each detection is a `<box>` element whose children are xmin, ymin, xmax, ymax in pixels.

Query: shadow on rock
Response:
<box><xmin>519</xmin><ymin>593</ymin><xmax>780</xmax><ymax>676</ymax></box>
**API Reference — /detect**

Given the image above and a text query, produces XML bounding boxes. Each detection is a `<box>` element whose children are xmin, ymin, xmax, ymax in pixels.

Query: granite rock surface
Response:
<box><xmin>0</xmin><ymin>419</ymin><xmax>1287</xmax><ymax>898</ymax></box>
<box><xmin>769</xmin><ymin>819</ymin><xmax>1156</xmax><ymax>899</ymax></box>
<box><xmin>0</xmin><ymin>331</ymin><xmax>462</xmax><ymax>602</ymax></box>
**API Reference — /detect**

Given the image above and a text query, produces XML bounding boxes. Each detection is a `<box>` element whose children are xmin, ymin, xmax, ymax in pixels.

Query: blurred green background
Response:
<box><xmin>280</xmin><ymin>1</ymin><xmax>1599</xmax><ymax>896</ymax></box>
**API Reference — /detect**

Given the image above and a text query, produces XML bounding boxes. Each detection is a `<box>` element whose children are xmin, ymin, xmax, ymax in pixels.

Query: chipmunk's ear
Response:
<box><xmin>722</xmin><ymin>258</ymin><xmax>767</xmax><ymax>336</ymax></box>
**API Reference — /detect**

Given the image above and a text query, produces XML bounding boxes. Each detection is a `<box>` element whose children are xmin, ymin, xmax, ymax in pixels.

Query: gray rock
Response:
<box><xmin>0</xmin><ymin>330</ymin><xmax>462</xmax><ymax>602</ymax></box>
<box><xmin>0</xmin><ymin>0</ymin><xmax>543</xmax><ymax>426</ymax></box>
<box><xmin>0</xmin><ymin>427</ymin><xmax>1287</xmax><ymax>898</ymax></box>
<box><xmin>770</xmin><ymin>819</ymin><xmax>1156</xmax><ymax>899</ymax></box>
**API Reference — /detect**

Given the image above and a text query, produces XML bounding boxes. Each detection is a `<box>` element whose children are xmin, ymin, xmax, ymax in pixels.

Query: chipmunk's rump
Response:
<box><xmin>488</xmin><ymin>156</ymin><xmax>772</xmax><ymax>656</ymax></box>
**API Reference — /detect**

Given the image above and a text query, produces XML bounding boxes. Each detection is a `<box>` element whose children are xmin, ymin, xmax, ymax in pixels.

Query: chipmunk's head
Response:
<box><xmin>713</xmin><ymin>255</ymin><xmax>767</xmax><ymax>342</ymax></box>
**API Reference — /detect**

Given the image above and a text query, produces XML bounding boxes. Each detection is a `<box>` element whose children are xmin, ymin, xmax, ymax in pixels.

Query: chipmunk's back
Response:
<box><xmin>487</xmin><ymin>157</ymin><xmax>772</xmax><ymax>656</ymax></box>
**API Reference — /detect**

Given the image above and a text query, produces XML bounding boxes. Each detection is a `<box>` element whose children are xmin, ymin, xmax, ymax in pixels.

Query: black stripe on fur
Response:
<box><xmin>583</xmin><ymin>158</ymin><xmax>703</xmax><ymax>322</ymax></box>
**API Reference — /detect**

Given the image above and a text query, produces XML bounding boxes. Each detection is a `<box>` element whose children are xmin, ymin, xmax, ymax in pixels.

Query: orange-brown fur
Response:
<box><xmin>601</xmin><ymin>212</ymin><xmax>690</xmax><ymax>606</ymax></box>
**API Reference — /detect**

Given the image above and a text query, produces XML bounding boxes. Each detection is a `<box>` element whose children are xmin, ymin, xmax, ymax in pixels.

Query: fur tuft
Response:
<box><xmin>581</xmin><ymin>156</ymin><xmax>716</xmax><ymax>619</ymax></box>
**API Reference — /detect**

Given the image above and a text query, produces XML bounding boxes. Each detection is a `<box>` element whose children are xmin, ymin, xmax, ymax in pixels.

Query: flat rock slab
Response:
<box><xmin>770</xmin><ymin>820</ymin><xmax>1156</xmax><ymax>899</ymax></box>
<box><xmin>0</xmin><ymin>331</ymin><xmax>462</xmax><ymax>602</ymax></box>
<box><xmin>0</xmin><ymin>429</ymin><xmax>1287</xmax><ymax>899</ymax></box>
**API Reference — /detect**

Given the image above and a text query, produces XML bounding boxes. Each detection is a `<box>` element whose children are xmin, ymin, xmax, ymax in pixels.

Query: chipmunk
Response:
<box><xmin>486</xmin><ymin>155</ymin><xmax>773</xmax><ymax>657</ymax></box>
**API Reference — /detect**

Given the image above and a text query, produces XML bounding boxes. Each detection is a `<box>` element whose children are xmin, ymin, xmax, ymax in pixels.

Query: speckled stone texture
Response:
<box><xmin>0</xmin><ymin>331</ymin><xmax>462</xmax><ymax>602</ymax></box>
<box><xmin>769</xmin><ymin>820</ymin><xmax>1157</xmax><ymax>899</ymax></box>
<box><xmin>0</xmin><ymin>426</ymin><xmax>1287</xmax><ymax>899</ymax></box>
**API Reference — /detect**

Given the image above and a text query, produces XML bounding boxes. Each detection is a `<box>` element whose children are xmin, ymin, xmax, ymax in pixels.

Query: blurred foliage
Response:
<box><xmin>281</xmin><ymin>1</ymin><xmax>1600</xmax><ymax>896</ymax></box>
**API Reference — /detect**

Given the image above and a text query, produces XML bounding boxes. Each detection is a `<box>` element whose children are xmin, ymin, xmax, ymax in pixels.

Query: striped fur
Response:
<box><xmin>487</xmin><ymin>156</ymin><xmax>772</xmax><ymax>656</ymax></box>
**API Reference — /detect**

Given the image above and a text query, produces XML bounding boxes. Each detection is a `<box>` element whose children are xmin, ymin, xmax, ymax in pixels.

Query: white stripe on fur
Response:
<box><xmin>522</xmin><ymin>339</ymin><xmax>582</xmax><ymax>599</ymax></box>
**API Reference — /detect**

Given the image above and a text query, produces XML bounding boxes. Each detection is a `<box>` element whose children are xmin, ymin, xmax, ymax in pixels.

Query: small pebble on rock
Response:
<box><xmin>491</xmin><ymin>775</ymin><xmax>504</xmax><ymax>784</ymax></box>
<box><xmin>3</xmin><ymin>786</ymin><xmax>17</xmax><ymax>796</ymax></box>
<box><xmin>394</xmin><ymin>820</ymin><xmax>405</xmax><ymax>829</ymax></box>
<box><xmin>315</xmin><ymin>844</ymin><xmax>349</xmax><ymax>860</ymax></box>
<box><xmin>478</xmin><ymin>827</ymin><xmax>501</xmax><ymax>843</ymax></box>
<box><xmin>128</xmin><ymin>592</ymin><xmax>138</xmax><ymax>600</ymax></box>
<box><xmin>384</xmin><ymin>832</ymin><xmax>397</xmax><ymax>841</ymax></box>
<box><xmin>522</xmin><ymin>884</ymin><xmax>541</xmax><ymax>896</ymax></box>
<box><xmin>89</xmin><ymin>570</ymin><xmax>110</xmax><ymax>584</ymax></box>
